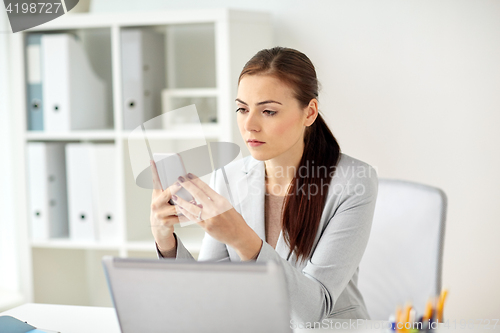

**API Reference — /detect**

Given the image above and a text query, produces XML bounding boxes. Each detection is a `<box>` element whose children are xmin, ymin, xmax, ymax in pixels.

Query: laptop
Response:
<box><xmin>102</xmin><ymin>256</ymin><xmax>292</xmax><ymax>333</ymax></box>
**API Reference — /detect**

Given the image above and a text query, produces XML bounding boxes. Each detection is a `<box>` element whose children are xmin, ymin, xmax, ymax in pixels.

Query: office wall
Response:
<box><xmin>91</xmin><ymin>0</ymin><xmax>500</xmax><ymax>320</ymax></box>
<box><xmin>49</xmin><ymin>0</ymin><xmax>500</xmax><ymax>320</ymax></box>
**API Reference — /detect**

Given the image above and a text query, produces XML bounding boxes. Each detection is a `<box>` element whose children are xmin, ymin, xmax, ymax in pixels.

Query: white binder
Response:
<box><xmin>27</xmin><ymin>142</ymin><xmax>69</xmax><ymax>240</ymax></box>
<box><xmin>90</xmin><ymin>144</ymin><xmax>119</xmax><ymax>242</ymax></box>
<box><xmin>66</xmin><ymin>143</ymin><xmax>97</xmax><ymax>241</ymax></box>
<box><xmin>121</xmin><ymin>29</ymin><xmax>165</xmax><ymax>130</ymax></box>
<box><xmin>42</xmin><ymin>34</ymin><xmax>108</xmax><ymax>132</ymax></box>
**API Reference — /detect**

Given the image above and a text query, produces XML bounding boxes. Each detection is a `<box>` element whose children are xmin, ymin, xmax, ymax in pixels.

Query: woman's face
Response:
<box><xmin>236</xmin><ymin>74</ymin><xmax>315</xmax><ymax>162</ymax></box>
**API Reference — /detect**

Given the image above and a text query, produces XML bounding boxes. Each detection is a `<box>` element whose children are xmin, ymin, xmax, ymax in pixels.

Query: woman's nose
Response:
<box><xmin>244</xmin><ymin>110</ymin><xmax>261</xmax><ymax>132</ymax></box>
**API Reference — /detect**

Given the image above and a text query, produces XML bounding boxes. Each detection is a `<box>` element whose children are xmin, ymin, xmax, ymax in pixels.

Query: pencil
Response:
<box><xmin>437</xmin><ymin>288</ymin><xmax>449</xmax><ymax>323</ymax></box>
<box><xmin>422</xmin><ymin>297</ymin><xmax>433</xmax><ymax>322</ymax></box>
<box><xmin>395</xmin><ymin>305</ymin><xmax>402</xmax><ymax>332</ymax></box>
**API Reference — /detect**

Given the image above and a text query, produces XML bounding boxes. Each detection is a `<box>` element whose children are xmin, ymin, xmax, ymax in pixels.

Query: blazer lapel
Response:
<box><xmin>237</xmin><ymin>158</ymin><xmax>266</xmax><ymax>243</ymax></box>
<box><xmin>235</xmin><ymin>157</ymin><xmax>294</xmax><ymax>263</ymax></box>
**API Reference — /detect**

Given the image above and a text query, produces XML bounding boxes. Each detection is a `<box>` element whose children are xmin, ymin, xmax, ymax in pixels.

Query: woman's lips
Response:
<box><xmin>247</xmin><ymin>140</ymin><xmax>265</xmax><ymax>147</ymax></box>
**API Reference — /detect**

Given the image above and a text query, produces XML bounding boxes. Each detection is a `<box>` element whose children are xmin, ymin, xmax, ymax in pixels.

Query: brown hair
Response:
<box><xmin>238</xmin><ymin>47</ymin><xmax>341</xmax><ymax>264</ymax></box>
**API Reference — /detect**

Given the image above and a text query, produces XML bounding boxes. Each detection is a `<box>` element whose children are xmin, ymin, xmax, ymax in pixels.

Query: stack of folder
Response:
<box><xmin>25</xmin><ymin>33</ymin><xmax>108</xmax><ymax>131</ymax></box>
<box><xmin>65</xmin><ymin>143</ymin><xmax>119</xmax><ymax>242</ymax></box>
<box><xmin>27</xmin><ymin>142</ymin><xmax>120</xmax><ymax>242</ymax></box>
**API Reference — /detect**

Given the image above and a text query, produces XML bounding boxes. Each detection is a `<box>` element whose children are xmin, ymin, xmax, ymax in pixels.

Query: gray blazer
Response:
<box><xmin>157</xmin><ymin>153</ymin><xmax>378</xmax><ymax>323</ymax></box>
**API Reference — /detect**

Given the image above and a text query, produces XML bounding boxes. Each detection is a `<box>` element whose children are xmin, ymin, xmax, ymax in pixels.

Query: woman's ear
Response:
<box><xmin>304</xmin><ymin>98</ymin><xmax>319</xmax><ymax>127</ymax></box>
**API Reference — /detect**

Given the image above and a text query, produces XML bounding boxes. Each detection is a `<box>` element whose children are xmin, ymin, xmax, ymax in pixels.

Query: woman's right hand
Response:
<box><xmin>150</xmin><ymin>160</ymin><xmax>192</xmax><ymax>253</ymax></box>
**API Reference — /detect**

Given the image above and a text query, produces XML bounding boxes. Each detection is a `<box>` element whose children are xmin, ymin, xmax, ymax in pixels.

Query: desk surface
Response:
<box><xmin>1</xmin><ymin>303</ymin><xmax>498</xmax><ymax>333</ymax></box>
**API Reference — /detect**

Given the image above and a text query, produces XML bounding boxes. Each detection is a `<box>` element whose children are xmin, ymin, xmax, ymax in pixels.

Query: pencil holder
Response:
<box><xmin>388</xmin><ymin>288</ymin><xmax>448</xmax><ymax>332</ymax></box>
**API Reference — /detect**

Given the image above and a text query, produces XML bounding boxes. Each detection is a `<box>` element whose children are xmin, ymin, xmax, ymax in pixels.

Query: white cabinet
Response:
<box><xmin>10</xmin><ymin>8</ymin><xmax>272</xmax><ymax>306</ymax></box>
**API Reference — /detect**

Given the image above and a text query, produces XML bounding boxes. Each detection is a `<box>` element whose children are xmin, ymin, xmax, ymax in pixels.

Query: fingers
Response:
<box><xmin>171</xmin><ymin>194</ymin><xmax>202</xmax><ymax>220</ymax></box>
<box><xmin>177</xmin><ymin>204</ymin><xmax>204</xmax><ymax>222</ymax></box>
<box><xmin>153</xmin><ymin>203</ymin><xmax>182</xmax><ymax>219</ymax></box>
<box><xmin>157</xmin><ymin>181</ymin><xmax>183</xmax><ymax>204</ymax></box>
<box><xmin>151</xmin><ymin>161</ymin><xmax>184</xmax><ymax>202</ymax></box>
<box><xmin>151</xmin><ymin>160</ymin><xmax>163</xmax><ymax>192</ymax></box>
<box><xmin>151</xmin><ymin>214</ymin><xmax>191</xmax><ymax>229</ymax></box>
<box><xmin>186</xmin><ymin>173</ymin><xmax>220</xmax><ymax>199</ymax></box>
<box><xmin>177</xmin><ymin>173</ymin><xmax>217</xmax><ymax>206</ymax></box>
<box><xmin>151</xmin><ymin>183</ymin><xmax>187</xmax><ymax>226</ymax></box>
<box><xmin>152</xmin><ymin>193</ymin><xmax>198</xmax><ymax>218</ymax></box>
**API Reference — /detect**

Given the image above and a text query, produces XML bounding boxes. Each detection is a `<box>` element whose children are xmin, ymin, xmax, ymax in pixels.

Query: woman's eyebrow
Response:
<box><xmin>235</xmin><ymin>98</ymin><xmax>282</xmax><ymax>106</ymax></box>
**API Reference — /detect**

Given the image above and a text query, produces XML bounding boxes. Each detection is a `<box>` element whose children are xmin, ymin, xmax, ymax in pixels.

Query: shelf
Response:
<box><xmin>26</xmin><ymin>124</ymin><xmax>220</xmax><ymax>141</ymax></box>
<box><xmin>26</xmin><ymin>9</ymin><xmax>269</xmax><ymax>31</ymax></box>
<box><xmin>30</xmin><ymin>239</ymin><xmax>202</xmax><ymax>254</ymax></box>
<box><xmin>24</xmin><ymin>128</ymin><xmax>222</xmax><ymax>141</ymax></box>
<box><xmin>163</xmin><ymin>88</ymin><xmax>218</xmax><ymax>97</ymax></box>
<box><xmin>31</xmin><ymin>239</ymin><xmax>122</xmax><ymax>250</ymax></box>
<box><xmin>124</xmin><ymin>126</ymin><xmax>221</xmax><ymax>140</ymax></box>
<box><xmin>126</xmin><ymin>240</ymin><xmax>202</xmax><ymax>255</ymax></box>
<box><xmin>125</xmin><ymin>241</ymin><xmax>156</xmax><ymax>251</ymax></box>
<box><xmin>25</xmin><ymin>130</ymin><xmax>116</xmax><ymax>141</ymax></box>
<box><xmin>13</xmin><ymin>8</ymin><xmax>273</xmax><ymax>306</ymax></box>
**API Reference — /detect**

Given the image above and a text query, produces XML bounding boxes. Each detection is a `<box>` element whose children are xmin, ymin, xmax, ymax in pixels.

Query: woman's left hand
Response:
<box><xmin>171</xmin><ymin>173</ymin><xmax>263</xmax><ymax>260</ymax></box>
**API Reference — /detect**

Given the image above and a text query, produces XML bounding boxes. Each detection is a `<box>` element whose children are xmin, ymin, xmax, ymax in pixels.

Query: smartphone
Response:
<box><xmin>153</xmin><ymin>153</ymin><xmax>194</xmax><ymax>204</ymax></box>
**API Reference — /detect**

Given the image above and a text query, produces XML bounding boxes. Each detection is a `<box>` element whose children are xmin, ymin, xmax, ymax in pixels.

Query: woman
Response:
<box><xmin>150</xmin><ymin>47</ymin><xmax>378</xmax><ymax>323</ymax></box>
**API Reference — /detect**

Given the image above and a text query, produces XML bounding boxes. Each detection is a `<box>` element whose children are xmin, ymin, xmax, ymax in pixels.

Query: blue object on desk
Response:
<box><xmin>0</xmin><ymin>315</ymin><xmax>56</xmax><ymax>333</ymax></box>
<box><xmin>387</xmin><ymin>314</ymin><xmax>396</xmax><ymax>330</ymax></box>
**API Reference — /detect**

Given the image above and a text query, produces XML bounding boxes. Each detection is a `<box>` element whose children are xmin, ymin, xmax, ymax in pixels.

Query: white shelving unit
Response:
<box><xmin>10</xmin><ymin>8</ymin><xmax>272</xmax><ymax>307</ymax></box>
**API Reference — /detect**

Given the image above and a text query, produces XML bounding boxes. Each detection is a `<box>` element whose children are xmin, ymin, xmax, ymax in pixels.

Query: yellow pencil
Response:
<box><xmin>401</xmin><ymin>302</ymin><xmax>412</xmax><ymax>332</ymax></box>
<box><xmin>422</xmin><ymin>297</ymin><xmax>433</xmax><ymax>322</ymax></box>
<box><xmin>437</xmin><ymin>288</ymin><xmax>449</xmax><ymax>323</ymax></box>
<box><xmin>395</xmin><ymin>305</ymin><xmax>402</xmax><ymax>332</ymax></box>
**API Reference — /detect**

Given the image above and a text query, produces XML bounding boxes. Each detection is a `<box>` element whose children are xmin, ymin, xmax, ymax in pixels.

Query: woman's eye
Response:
<box><xmin>263</xmin><ymin>110</ymin><xmax>277</xmax><ymax>116</ymax></box>
<box><xmin>235</xmin><ymin>108</ymin><xmax>276</xmax><ymax>116</ymax></box>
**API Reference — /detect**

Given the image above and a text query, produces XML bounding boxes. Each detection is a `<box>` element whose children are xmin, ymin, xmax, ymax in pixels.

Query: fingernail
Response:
<box><xmin>178</xmin><ymin>176</ymin><xmax>185</xmax><ymax>183</ymax></box>
<box><xmin>172</xmin><ymin>195</ymin><xmax>178</xmax><ymax>201</ymax></box>
<box><xmin>187</xmin><ymin>173</ymin><xmax>194</xmax><ymax>179</ymax></box>
<box><xmin>175</xmin><ymin>182</ymin><xmax>181</xmax><ymax>187</ymax></box>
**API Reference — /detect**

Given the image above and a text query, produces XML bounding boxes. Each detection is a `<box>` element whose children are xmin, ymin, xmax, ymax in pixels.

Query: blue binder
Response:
<box><xmin>26</xmin><ymin>33</ymin><xmax>44</xmax><ymax>131</ymax></box>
